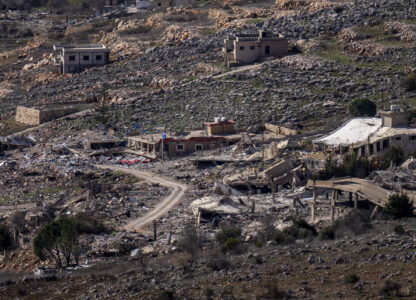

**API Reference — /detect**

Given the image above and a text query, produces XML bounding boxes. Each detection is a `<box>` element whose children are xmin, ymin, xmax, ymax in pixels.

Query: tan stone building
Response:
<box><xmin>314</xmin><ymin>106</ymin><xmax>416</xmax><ymax>157</ymax></box>
<box><xmin>53</xmin><ymin>44</ymin><xmax>110</xmax><ymax>74</ymax></box>
<box><xmin>15</xmin><ymin>106</ymin><xmax>77</xmax><ymax>126</ymax></box>
<box><xmin>204</xmin><ymin>118</ymin><xmax>236</xmax><ymax>136</ymax></box>
<box><xmin>223</xmin><ymin>30</ymin><xmax>288</xmax><ymax>66</ymax></box>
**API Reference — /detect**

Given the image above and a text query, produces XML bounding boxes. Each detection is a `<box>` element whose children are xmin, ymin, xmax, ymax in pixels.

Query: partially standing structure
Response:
<box><xmin>313</xmin><ymin>106</ymin><xmax>416</xmax><ymax>157</ymax></box>
<box><xmin>16</xmin><ymin>106</ymin><xmax>77</xmax><ymax>126</ymax></box>
<box><xmin>53</xmin><ymin>44</ymin><xmax>110</xmax><ymax>74</ymax></box>
<box><xmin>127</xmin><ymin>119</ymin><xmax>239</xmax><ymax>159</ymax></box>
<box><xmin>223</xmin><ymin>30</ymin><xmax>288</xmax><ymax>66</ymax></box>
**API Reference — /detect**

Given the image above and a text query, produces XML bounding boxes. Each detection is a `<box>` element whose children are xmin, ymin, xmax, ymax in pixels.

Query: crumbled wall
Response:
<box><xmin>15</xmin><ymin>106</ymin><xmax>77</xmax><ymax>126</ymax></box>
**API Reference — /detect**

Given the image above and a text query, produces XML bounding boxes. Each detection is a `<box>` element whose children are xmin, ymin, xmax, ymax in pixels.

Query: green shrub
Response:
<box><xmin>349</xmin><ymin>98</ymin><xmax>377</xmax><ymax>117</ymax></box>
<box><xmin>293</xmin><ymin>218</ymin><xmax>318</xmax><ymax>235</ymax></box>
<box><xmin>344</xmin><ymin>273</ymin><xmax>360</xmax><ymax>284</ymax></box>
<box><xmin>404</xmin><ymin>73</ymin><xmax>416</xmax><ymax>91</ymax></box>
<box><xmin>314</xmin><ymin>154</ymin><xmax>376</xmax><ymax>180</ymax></box>
<box><xmin>207</xmin><ymin>251</ymin><xmax>230</xmax><ymax>271</ymax></box>
<box><xmin>257</xmin><ymin>215</ymin><xmax>276</xmax><ymax>242</ymax></box>
<box><xmin>380</xmin><ymin>280</ymin><xmax>401</xmax><ymax>297</ymax></box>
<box><xmin>272</xmin><ymin>219</ymin><xmax>317</xmax><ymax>245</ymax></box>
<box><xmin>394</xmin><ymin>224</ymin><xmax>405</xmax><ymax>235</ymax></box>
<box><xmin>255</xmin><ymin>241</ymin><xmax>263</xmax><ymax>248</ymax></box>
<box><xmin>319</xmin><ymin>226</ymin><xmax>335</xmax><ymax>240</ymax></box>
<box><xmin>383</xmin><ymin>146</ymin><xmax>405</xmax><ymax>168</ymax></box>
<box><xmin>384</xmin><ymin>193</ymin><xmax>413</xmax><ymax>219</ymax></box>
<box><xmin>225</xmin><ymin>237</ymin><xmax>240</xmax><ymax>251</ymax></box>
<box><xmin>33</xmin><ymin>214</ymin><xmax>107</xmax><ymax>268</ymax></box>
<box><xmin>255</xmin><ymin>255</ymin><xmax>263</xmax><ymax>265</ymax></box>
<box><xmin>155</xmin><ymin>289</ymin><xmax>175</xmax><ymax>300</ymax></box>
<box><xmin>262</xmin><ymin>281</ymin><xmax>289</xmax><ymax>299</ymax></box>
<box><xmin>336</xmin><ymin>209</ymin><xmax>372</xmax><ymax>235</ymax></box>
<box><xmin>273</xmin><ymin>230</ymin><xmax>295</xmax><ymax>245</ymax></box>
<box><xmin>216</xmin><ymin>226</ymin><xmax>242</xmax><ymax>244</ymax></box>
<box><xmin>72</xmin><ymin>213</ymin><xmax>107</xmax><ymax>234</ymax></box>
<box><xmin>177</xmin><ymin>223</ymin><xmax>201</xmax><ymax>257</ymax></box>
<box><xmin>33</xmin><ymin>216</ymin><xmax>80</xmax><ymax>268</ymax></box>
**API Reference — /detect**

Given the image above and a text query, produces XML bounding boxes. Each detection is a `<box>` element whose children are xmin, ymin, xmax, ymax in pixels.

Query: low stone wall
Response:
<box><xmin>265</xmin><ymin>123</ymin><xmax>298</xmax><ymax>136</ymax></box>
<box><xmin>16</xmin><ymin>106</ymin><xmax>77</xmax><ymax>126</ymax></box>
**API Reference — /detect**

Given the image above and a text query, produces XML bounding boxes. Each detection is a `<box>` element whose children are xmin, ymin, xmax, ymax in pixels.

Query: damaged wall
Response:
<box><xmin>16</xmin><ymin>106</ymin><xmax>77</xmax><ymax>126</ymax></box>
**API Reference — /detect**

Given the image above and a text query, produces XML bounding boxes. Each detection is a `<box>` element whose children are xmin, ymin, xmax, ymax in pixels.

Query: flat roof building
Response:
<box><xmin>223</xmin><ymin>30</ymin><xmax>288</xmax><ymax>66</ymax></box>
<box><xmin>204</xmin><ymin>118</ymin><xmax>236</xmax><ymax>136</ymax></box>
<box><xmin>314</xmin><ymin>106</ymin><xmax>416</xmax><ymax>157</ymax></box>
<box><xmin>53</xmin><ymin>44</ymin><xmax>110</xmax><ymax>74</ymax></box>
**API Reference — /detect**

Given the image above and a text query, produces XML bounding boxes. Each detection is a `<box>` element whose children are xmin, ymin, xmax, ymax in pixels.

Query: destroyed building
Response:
<box><xmin>222</xmin><ymin>30</ymin><xmax>288</xmax><ymax>66</ymax></box>
<box><xmin>127</xmin><ymin>120</ymin><xmax>239</xmax><ymax>158</ymax></box>
<box><xmin>0</xmin><ymin>136</ymin><xmax>36</xmax><ymax>154</ymax></box>
<box><xmin>314</xmin><ymin>106</ymin><xmax>416</xmax><ymax>157</ymax></box>
<box><xmin>53</xmin><ymin>44</ymin><xmax>110</xmax><ymax>74</ymax></box>
<box><xmin>136</xmin><ymin>0</ymin><xmax>152</xmax><ymax>9</ymax></box>
<box><xmin>127</xmin><ymin>131</ymin><xmax>239</xmax><ymax>158</ymax></box>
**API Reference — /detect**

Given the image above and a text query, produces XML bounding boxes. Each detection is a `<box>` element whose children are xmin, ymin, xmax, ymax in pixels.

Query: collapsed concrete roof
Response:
<box><xmin>314</xmin><ymin>117</ymin><xmax>416</xmax><ymax>148</ymax></box>
<box><xmin>314</xmin><ymin>117</ymin><xmax>382</xmax><ymax>147</ymax></box>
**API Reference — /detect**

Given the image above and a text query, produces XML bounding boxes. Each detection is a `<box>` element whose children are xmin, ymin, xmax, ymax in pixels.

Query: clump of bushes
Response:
<box><xmin>384</xmin><ymin>193</ymin><xmax>414</xmax><ymax>219</ymax></box>
<box><xmin>72</xmin><ymin>213</ymin><xmax>107</xmax><ymax>234</ymax></box>
<box><xmin>216</xmin><ymin>225</ymin><xmax>241</xmax><ymax>243</ymax></box>
<box><xmin>33</xmin><ymin>214</ymin><xmax>107</xmax><ymax>268</ymax></box>
<box><xmin>319</xmin><ymin>226</ymin><xmax>335</xmax><ymax>240</ymax></box>
<box><xmin>344</xmin><ymin>273</ymin><xmax>360</xmax><ymax>284</ymax></box>
<box><xmin>177</xmin><ymin>223</ymin><xmax>202</xmax><ymax>258</ymax></box>
<box><xmin>261</xmin><ymin>281</ymin><xmax>289</xmax><ymax>299</ymax></box>
<box><xmin>225</xmin><ymin>237</ymin><xmax>240</xmax><ymax>251</ymax></box>
<box><xmin>380</xmin><ymin>281</ymin><xmax>401</xmax><ymax>297</ymax></box>
<box><xmin>383</xmin><ymin>146</ymin><xmax>405</xmax><ymax>168</ymax></box>
<box><xmin>337</xmin><ymin>209</ymin><xmax>372</xmax><ymax>235</ymax></box>
<box><xmin>314</xmin><ymin>154</ymin><xmax>376</xmax><ymax>180</ymax></box>
<box><xmin>319</xmin><ymin>210</ymin><xmax>372</xmax><ymax>239</ymax></box>
<box><xmin>216</xmin><ymin>225</ymin><xmax>242</xmax><ymax>253</ymax></box>
<box><xmin>393</xmin><ymin>224</ymin><xmax>405</xmax><ymax>235</ymax></box>
<box><xmin>273</xmin><ymin>219</ymin><xmax>317</xmax><ymax>245</ymax></box>
<box><xmin>206</xmin><ymin>250</ymin><xmax>230</xmax><ymax>271</ymax></box>
<box><xmin>403</xmin><ymin>73</ymin><xmax>416</xmax><ymax>91</ymax></box>
<box><xmin>349</xmin><ymin>98</ymin><xmax>377</xmax><ymax>117</ymax></box>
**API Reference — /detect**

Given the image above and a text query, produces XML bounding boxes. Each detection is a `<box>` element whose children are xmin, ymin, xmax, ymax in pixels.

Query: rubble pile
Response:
<box><xmin>0</xmin><ymin>0</ymin><xmax>416</xmax><ymax>297</ymax></box>
<box><xmin>385</xmin><ymin>21</ymin><xmax>416</xmax><ymax>42</ymax></box>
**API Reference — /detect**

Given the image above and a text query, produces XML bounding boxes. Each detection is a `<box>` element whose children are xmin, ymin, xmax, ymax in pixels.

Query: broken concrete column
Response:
<box><xmin>354</xmin><ymin>193</ymin><xmax>358</xmax><ymax>209</ymax></box>
<box><xmin>370</xmin><ymin>205</ymin><xmax>379</xmax><ymax>219</ymax></box>
<box><xmin>197</xmin><ymin>208</ymin><xmax>201</xmax><ymax>225</ymax></box>
<box><xmin>312</xmin><ymin>186</ymin><xmax>317</xmax><ymax>221</ymax></box>
<box><xmin>168</xmin><ymin>231</ymin><xmax>172</xmax><ymax>245</ymax></box>
<box><xmin>330</xmin><ymin>190</ymin><xmax>336</xmax><ymax>224</ymax></box>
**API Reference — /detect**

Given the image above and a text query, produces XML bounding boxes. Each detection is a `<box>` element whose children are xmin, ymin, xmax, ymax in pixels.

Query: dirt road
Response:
<box><xmin>95</xmin><ymin>165</ymin><xmax>188</xmax><ymax>233</ymax></box>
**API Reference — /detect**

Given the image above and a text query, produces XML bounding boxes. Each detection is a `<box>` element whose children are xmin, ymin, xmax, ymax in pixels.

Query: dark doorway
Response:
<box><xmin>265</xmin><ymin>46</ymin><xmax>270</xmax><ymax>55</ymax></box>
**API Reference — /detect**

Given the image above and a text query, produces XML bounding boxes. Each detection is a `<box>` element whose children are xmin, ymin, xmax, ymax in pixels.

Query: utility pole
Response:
<box><xmin>162</xmin><ymin>128</ymin><xmax>166</xmax><ymax>161</ymax></box>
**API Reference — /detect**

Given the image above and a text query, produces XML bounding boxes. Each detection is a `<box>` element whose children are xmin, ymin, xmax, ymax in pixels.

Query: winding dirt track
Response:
<box><xmin>95</xmin><ymin>165</ymin><xmax>188</xmax><ymax>233</ymax></box>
